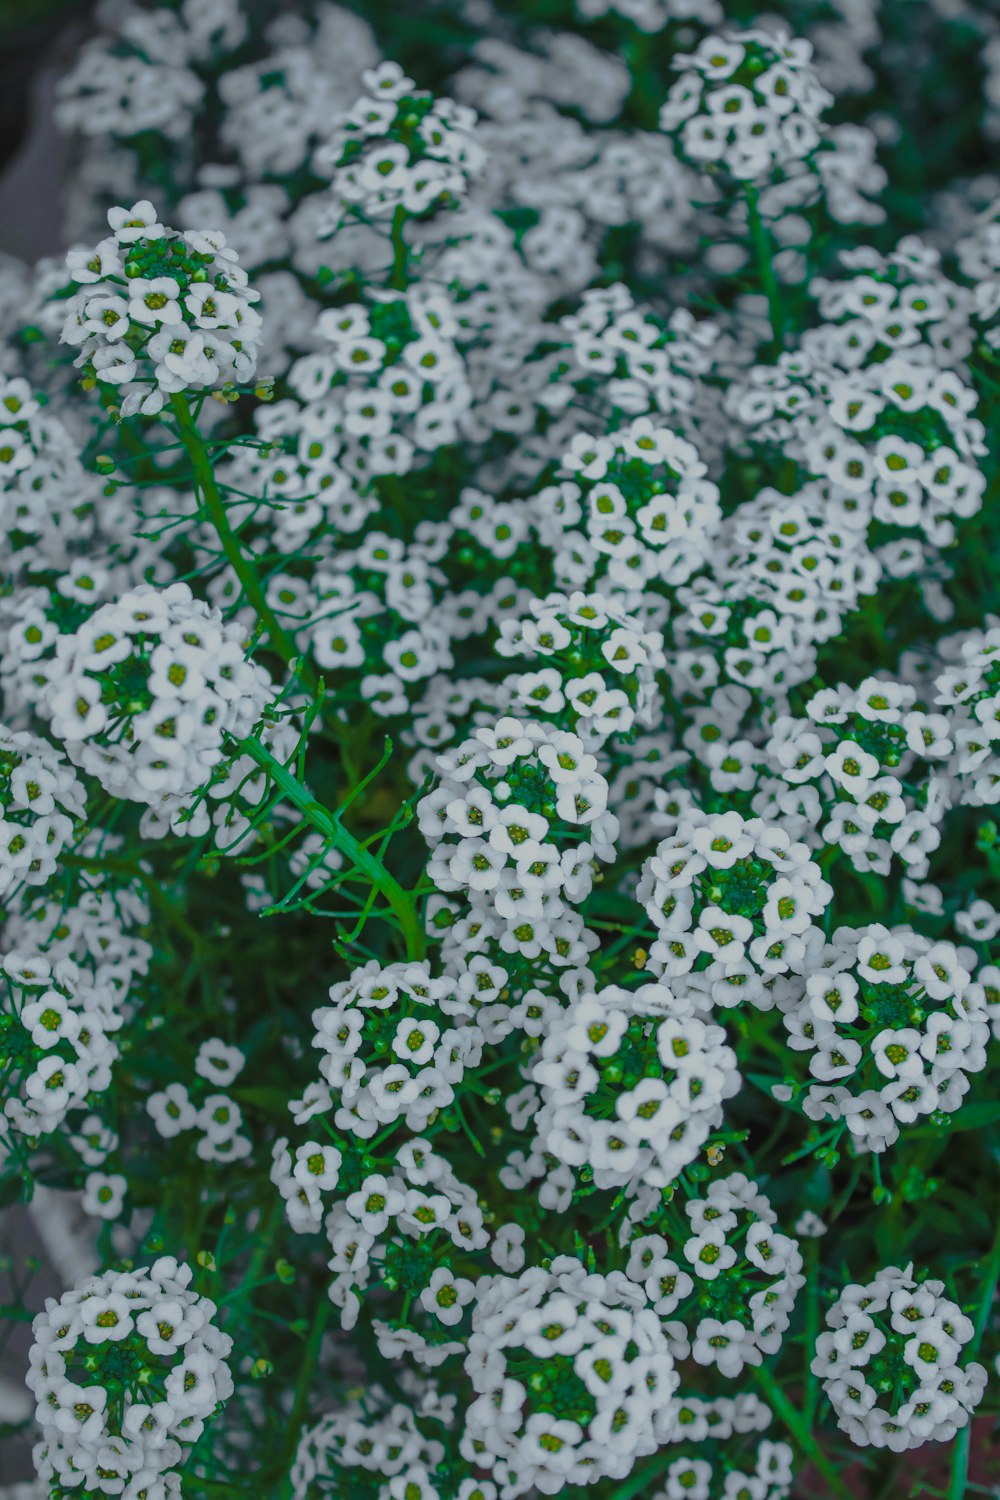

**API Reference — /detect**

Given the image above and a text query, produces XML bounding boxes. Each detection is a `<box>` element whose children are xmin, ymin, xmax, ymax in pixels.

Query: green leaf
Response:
<box><xmin>0</xmin><ymin>1305</ymin><xmax>35</xmax><ymax>1323</ymax></box>
<box><xmin>233</xmin><ymin>1086</ymin><xmax>293</xmax><ymax>1117</ymax></box>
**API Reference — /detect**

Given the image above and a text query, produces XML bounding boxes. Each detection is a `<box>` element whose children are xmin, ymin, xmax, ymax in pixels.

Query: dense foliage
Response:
<box><xmin>2</xmin><ymin>0</ymin><xmax>1000</xmax><ymax>1497</ymax></box>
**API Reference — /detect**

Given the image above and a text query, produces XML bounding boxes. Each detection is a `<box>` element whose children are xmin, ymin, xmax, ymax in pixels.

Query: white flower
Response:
<box><xmin>82</xmin><ymin>1172</ymin><xmax>126</xmax><ymax>1221</ymax></box>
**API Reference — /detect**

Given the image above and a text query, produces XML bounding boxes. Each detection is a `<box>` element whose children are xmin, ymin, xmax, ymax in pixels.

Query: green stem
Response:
<box><xmin>168</xmin><ymin>391</ymin><xmax>303</xmax><ymax>673</ymax></box>
<box><xmin>948</xmin><ymin>1215</ymin><xmax>1000</xmax><ymax>1500</ymax></box>
<box><xmin>389</xmin><ymin>205</ymin><xmax>409</xmax><ymax>290</ymax></box>
<box><xmin>185</xmin><ymin>1478</ymin><xmax>239</xmax><ymax>1497</ymax></box>
<box><xmin>228</xmin><ymin>1196</ymin><xmax>283</xmax><ymax>1319</ymax></box>
<box><xmin>745</xmin><ymin>186</ymin><xmax>785</xmax><ymax>351</ymax></box>
<box><xmin>803</xmin><ymin>1237</ymin><xmax>822</xmax><ymax>1428</ymax></box>
<box><xmin>752</xmin><ymin>1364</ymin><xmax>854</xmax><ymax>1500</ymax></box>
<box><xmin>277</xmin><ymin>1295</ymin><xmax>333</xmax><ymax>1497</ymax></box>
<box><xmin>949</xmin><ymin>1419</ymin><xmax>972</xmax><ymax>1498</ymax></box>
<box><xmin>236</xmin><ymin>734</ymin><xmax>425</xmax><ymax>960</ymax></box>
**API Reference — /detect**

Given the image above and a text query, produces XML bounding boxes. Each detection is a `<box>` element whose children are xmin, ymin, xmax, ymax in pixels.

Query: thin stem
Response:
<box><xmin>236</xmin><ymin>733</ymin><xmax>425</xmax><ymax>960</ymax></box>
<box><xmin>228</xmin><ymin>1196</ymin><xmax>283</xmax><ymax>1319</ymax></box>
<box><xmin>168</xmin><ymin>391</ymin><xmax>304</xmax><ymax>674</ymax></box>
<box><xmin>803</xmin><ymin>1236</ymin><xmax>822</xmax><ymax>1428</ymax></box>
<box><xmin>948</xmin><ymin>1214</ymin><xmax>1000</xmax><ymax>1500</ymax></box>
<box><xmin>389</xmin><ymin>205</ymin><xmax>409</xmax><ymax>290</ymax></box>
<box><xmin>277</xmin><ymin>1294</ymin><xmax>333</xmax><ymax>1497</ymax></box>
<box><xmin>752</xmin><ymin>1364</ymin><xmax>854</xmax><ymax>1500</ymax></box>
<box><xmin>745</xmin><ymin>186</ymin><xmax>785</xmax><ymax>351</ymax></box>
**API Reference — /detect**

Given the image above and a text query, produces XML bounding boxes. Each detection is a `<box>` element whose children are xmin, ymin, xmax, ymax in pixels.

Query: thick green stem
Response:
<box><xmin>745</xmin><ymin>186</ymin><xmax>785</xmax><ymax>351</ymax></box>
<box><xmin>237</xmin><ymin>734</ymin><xmax>425</xmax><ymax>960</ymax></box>
<box><xmin>169</xmin><ymin>391</ymin><xmax>303</xmax><ymax>672</ymax></box>
<box><xmin>752</xmin><ymin>1364</ymin><xmax>854</xmax><ymax>1500</ymax></box>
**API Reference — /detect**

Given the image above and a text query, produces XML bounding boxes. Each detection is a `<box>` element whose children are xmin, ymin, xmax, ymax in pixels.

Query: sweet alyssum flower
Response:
<box><xmin>0</xmin><ymin>724</ymin><xmax>86</xmax><ymax>897</ymax></box>
<box><xmin>463</xmin><ymin>1256</ymin><xmax>680</xmax><ymax>1495</ymax></box>
<box><xmin>813</xmin><ymin>1265</ymin><xmax>988</xmax><ymax>1450</ymax></box>
<box><xmin>3</xmin><ymin>5</ymin><xmax>1000</xmax><ymax>1499</ymax></box>
<box><xmin>495</xmin><ymin>588</ymin><xmax>666</xmax><ymax>744</ymax></box>
<box><xmin>659</xmin><ymin>30</ymin><xmax>833</xmax><ymax>184</ymax></box>
<box><xmin>779</xmin><ymin>924</ymin><xmax>990</xmax><ymax>1152</ymax></box>
<box><xmin>61</xmin><ymin>201</ymin><xmax>262</xmax><ymax>416</ymax></box>
<box><xmin>1</xmin><ymin>947</ymin><xmax>120</xmax><ymax>1140</ymax></box>
<box><xmin>637</xmin><ymin>807</ymin><xmax>833</xmax><ymax>1005</ymax></box>
<box><xmin>27</xmin><ymin>1258</ymin><xmax>233</xmax><ymax>1493</ymax></box>
<box><xmin>527</xmin><ymin>980</ymin><xmax>740</xmax><ymax>1196</ymax></box>
<box><xmin>43</xmin><ymin>582</ymin><xmax>272</xmax><ymax>816</ymax></box>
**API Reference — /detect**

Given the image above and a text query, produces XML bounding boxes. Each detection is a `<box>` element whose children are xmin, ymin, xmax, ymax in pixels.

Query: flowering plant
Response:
<box><xmin>2</xmin><ymin>2</ymin><xmax>1000</xmax><ymax>1498</ymax></box>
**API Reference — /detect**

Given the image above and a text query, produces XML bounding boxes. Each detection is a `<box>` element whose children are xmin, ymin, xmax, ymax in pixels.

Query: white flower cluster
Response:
<box><xmin>4</xmin><ymin>868</ymin><xmax>152</xmax><ymax>1013</ymax></box>
<box><xmin>637</xmin><ymin>809</ymin><xmax>833</xmax><ymax>1004</ymax></box>
<box><xmin>316</xmin><ymin>61</ymin><xmax>484</xmax><ymax>230</ymax></box>
<box><xmin>290</xmin><ymin>1389</ymin><xmax>452</xmax><ymax>1500</ymax></box>
<box><xmin>812</xmin><ymin>1264</ymin><xmax>988</xmax><ymax>1450</ymax></box>
<box><xmin>761</xmin><ymin>675</ymin><xmax>953</xmax><ymax>880</ymax></box>
<box><xmin>660</xmin><ymin>1390</ymin><xmax>775</xmax><ymax>1446</ymax></box>
<box><xmin>296</xmin><ymin>282</ymin><xmax>472</xmax><ymax>475</ymax></box>
<box><xmin>43</xmin><ymin>582</ymin><xmax>272</xmax><ymax>812</ymax></box>
<box><xmin>463</xmin><ymin>1257</ymin><xmax>680</xmax><ymax>1495</ymax></box>
<box><xmin>556</xmin><ymin>284</ymin><xmax>722</xmax><ymax>443</ymax></box>
<box><xmin>779</xmin><ymin>924</ymin><xmax>990</xmax><ymax>1152</ymax></box>
<box><xmin>526</xmin><ymin>982</ymin><xmax>739</xmax><ymax>1197</ymax></box>
<box><xmin>644</xmin><ymin>1174</ymin><xmax>803</xmax><ymax>1380</ymax></box>
<box><xmin>496</xmin><ymin>589</ymin><xmax>666</xmax><ymax>743</ymax></box>
<box><xmin>672</xmin><ymin>482</ymin><xmax>881</xmax><ymax>710</ymax></box>
<box><xmin>933</xmin><ymin>624</ymin><xmax>1000</xmax><ymax>808</ymax></box>
<box><xmin>418</xmin><ymin>717</ymin><xmax>617</xmax><ymax>967</ymax></box>
<box><xmin>55</xmin><ymin>0</ymin><xmax>236</xmax><ymax>143</ymax></box>
<box><xmin>957</xmin><ymin>197</ymin><xmax>1000</xmax><ymax>352</ymax></box>
<box><xmin>0</xmin><ymin>726</ymin><xmax>86</xmax><ymax>898</ymax></box>
<box><xmin>403</xmin><ymin>667</ymin><xmax>511</xmax><ymax>789</ymax></box>
<box><xmin>2</xmin><ymin>947</ymin><xmax>120</xmax><ymax>1138</ymax></box>
<box><xmin>61</xmin><ymin>200</ymin><xmax>262</xmax><ymax>416</ymax></box>
<box><xmin>277</xmin><ymin>1131</ymin><xmax>488</xmax><ymax>1338</ymax></box>
<box><xmin>226</xmin><ymin>392</ymin><xmax>345</xmax><ymax>546</ymax></box>
<box><xmin>0</xmin><ymin>478</ymin><xmax>162</xmax><ymax>733</ymax></box>
<box><xmin>287</xmin><ymin>959</ymin><xmax>482</xmax><ymax>1149</ymax></box>
<box><xmin>810</xmin><ymin>240</ymin><xmax>976</xmax><ymax>370</ymax></box>
<box><xmin>659</xmin><ymin>30</ymin><xmax>833</xmax><ymax>183</ymax></box>
<box><xmin>140</xmin><ymin>715</ymin><xmax>302</xmax><ymax>852</ymax></box>
<box><xmin>28</xmin><ymin>1258</ymin><xmax>233</xmax><ymax>1495</ymax></box>
<box><xmin>214</xmin><ymin>9</ymin><xmax>378</xmax><ymax>182</ymax></box>
<box><xmin>653</xmin><ymin>1436</ymin><xmax>793</xmax><ymax>1500</ymax></box>
<box><xmin>0</xmin><ymin>375</ymin><xmax>105</xmax><ymax>580</ymax></box>
<box><xmin>534</xmin><ymin>418</ymin><xmax>721</xmax><ymax>594</ymax></box>
<box><xmin>266</xmin><ymin>531</ymin><xmax>456</xmax><ymax>717</ymax></box>
<box><xmin>148</xmin><ymin>1036</ymin><xmax>252</xmax><ymax>1165</ymax></box>
<box><xmin>730</xmin><ymin>334</ymin><xmax>987</xmax><ymax>548</ymax></box>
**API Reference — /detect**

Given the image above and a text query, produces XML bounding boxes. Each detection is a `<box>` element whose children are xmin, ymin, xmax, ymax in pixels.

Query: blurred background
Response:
<box><xmin>0</xmin><ymin>9</ymin><xmax>96</xmax><ymax>1483</ymax></box>
<box><xmin>0</xmin><ymin>0</ymin><xmax>96</xmax><ymax>261</ymax></box>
